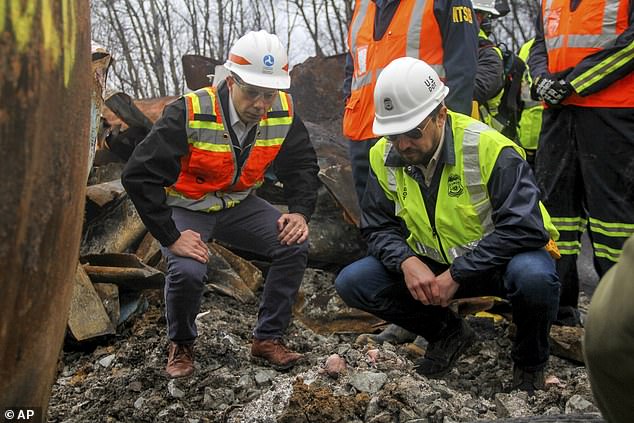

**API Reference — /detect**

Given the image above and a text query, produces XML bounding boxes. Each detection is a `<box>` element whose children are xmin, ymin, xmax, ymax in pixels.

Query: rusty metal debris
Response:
<box><xmin>182</xmin><ymin>54</ymin><xmax>223</xmax><ymax>90</ymax></box>
<box><xmin>68</xmin><ymin>265</ymin><xmax>116</xmax><ymax>341</ymax></box>
<box><xmin>80</xmin><ymin>253</ymin><xmax>165</xmax><ymax>290</ymax></box>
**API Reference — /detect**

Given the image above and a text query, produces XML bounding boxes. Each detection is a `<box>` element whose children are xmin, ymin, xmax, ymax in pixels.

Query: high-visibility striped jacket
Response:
<box><xmin>362</xmin><ymin>111</ymin><xmax>558</xmax><ymax>283</ymax></box>
<box><xmin>528</xmin><ymin>0</ymin><xmax>634</xmax><ymax>107</ymax></box>
<box><xmin>122</xmin><ymin>82</ymin><xmax>320</xmax><ymax>247</ymax></box>
<box><xmin>342</xmin><ymin>0</ymin><xmax>478</xmax><ymax>140</ymax></box>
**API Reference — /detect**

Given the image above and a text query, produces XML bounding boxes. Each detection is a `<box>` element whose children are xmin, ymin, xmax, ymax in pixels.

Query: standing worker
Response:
<box><xmin>528</xmin><ymin>0</ymin><xmax>634</xmax><ymax>326</ymax></box>
<box><xmin>472</xmin><ymin>0</ymin><xmax>506</xmax><ymax>129</ymax></box>
<box><xmin>122</xmin><ymin>31</ymin><xmax>320</xmax><ymax>377</ymax></box>
<box><xmin>336</xmin><ymin>57</ymin><xmax>560</xmax><ymax>393</ymax></box>
<box><xmin>517</xmin><ymin>38</ymin><xmax>543</xmax><ymax>167</ymax></box>
<box><xmin>342</xmin><ymin>0</ymin><xmax>478</xmax><ymax>206</ymax></box>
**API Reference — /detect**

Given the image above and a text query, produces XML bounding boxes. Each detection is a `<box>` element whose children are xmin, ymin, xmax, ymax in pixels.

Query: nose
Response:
<box><xmin>395</xmin><ymin>137</ymin><xmax>413</xmax><ymax>149</ymax></box>
<box><xmin>252</xmin><ymin>97</ymin><xmax>268</xmax><ymax>111</ymax></box>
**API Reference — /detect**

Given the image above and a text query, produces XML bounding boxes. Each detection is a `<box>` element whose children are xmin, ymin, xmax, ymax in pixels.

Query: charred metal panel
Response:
<box><xmin>0</xmin><ymin>0</ymin><xmax>91</xmax><ymax>413</ymax></box>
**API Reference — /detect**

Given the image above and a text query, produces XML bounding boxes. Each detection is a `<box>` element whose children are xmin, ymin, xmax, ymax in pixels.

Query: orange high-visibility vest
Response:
<box><xmin>343</xmin><ymin>0</ymin><xmax>446</xmax><ymax>140</ymax></box>
<box><xmin>166</xmin><ymin>84</ymin><xmax>293</xmax><ymax>212</ymax></box>
<box><xmin>542</xmin><ymin>0</ymin><xmax>634</xmax><ymax>107</ymax></box>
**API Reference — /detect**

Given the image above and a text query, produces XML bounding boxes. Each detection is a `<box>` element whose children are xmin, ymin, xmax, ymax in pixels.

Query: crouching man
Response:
<box><xmin>122</xmin><ymin>30</ymin><xmax>320</xmax><ymax>377</ymax></box>
<box><xmin>335</xmin><ymin>57</ymin><xmax>560</xmax><ymax>394</ymax></box>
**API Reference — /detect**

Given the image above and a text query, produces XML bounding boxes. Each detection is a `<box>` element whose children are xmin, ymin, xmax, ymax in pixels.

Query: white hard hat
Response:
<box><xmin>224</xmin><ymin>30</ymin><xmax>290</xmax><ymax>89</ymax></box>
<box><xmin>373</xmin><ymin>57</ymin><xmax>449</xmax><ymax>136</ymax></box>
<box><xmin>472</xmin><ymin>0</ymin><xmax>500</xmax><ymax>16</ymax></box>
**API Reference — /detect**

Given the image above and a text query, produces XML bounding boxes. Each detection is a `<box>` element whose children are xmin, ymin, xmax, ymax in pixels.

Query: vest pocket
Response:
<box><xmin>187</xmin><ymin>149</ymin><xmax>234</xmax><ymax>191</ymax></box>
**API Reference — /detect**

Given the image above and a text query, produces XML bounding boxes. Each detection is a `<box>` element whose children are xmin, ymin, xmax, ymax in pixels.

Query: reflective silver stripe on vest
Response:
<box><xmin>567</xmin><ymin>33</ymin><xmax>619</xmax><ymax>49</ymax></box>
<box><xmin>545</xmin><ymin>35</ymin><xmax>564</xmax><ymax>51</ymax></box>
<box><xmin>416</xmin><ymin>241</ymin><xmax>444</xmax><ymax>262</ymax></box>
<box><xmin>350</xmin><ymin>0</ymin><xmax>371</xmax><ymax>60</ymax></box>
<box><xmin>349</xmin><ymin>0</ymin><xmax>371</xmax><ymax>91</ymax></box>
<box><xmin>383</xmin><ymin>142</ymin><xmax>398</xmax><ymax>190</ymax></box>
<box><xmin>447</xmin><ymin>240</ymin><xmax>481</xmax><ymax>260</ymax></box>
<box><xmin>186</xmin><ymin>89</ymin><xmax>227</xmax><ymax>146</ymax></box>
<box><xmin>545</xmin><ymin>0</ymin><xmax>620</xmax><ymax>50</ymax></box>
<box><xmin>462</xmin><ymin>121</ymin><xmax>494</xmax><ymax>236</ymax></box>
<box><xmin>351</xmin><ymin>70</ymin><xmax>374</xmax><ymax>90</ymax></box>
<box><xmin>407</xmin><ymin>0</ymin><xmax>427</xmax><ymax>57</ymax></box>
<box><xmin>166</xmin><ymin>189</ymin><xmax>251</xmax><ymax>212</ymax></box>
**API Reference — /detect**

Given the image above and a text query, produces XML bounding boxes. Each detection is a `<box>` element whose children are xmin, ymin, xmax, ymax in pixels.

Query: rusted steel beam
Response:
<box><xmin>0</xmin><ymin>0</ymin><xmax>91</xmax><ymax>415</ymax></box>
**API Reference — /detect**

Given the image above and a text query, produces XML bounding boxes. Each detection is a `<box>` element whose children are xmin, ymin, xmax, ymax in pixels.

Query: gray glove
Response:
<box><xmin>531</xmin><ymin>76</ymin><xmax>573</xmax><ymax>105</ymax></box>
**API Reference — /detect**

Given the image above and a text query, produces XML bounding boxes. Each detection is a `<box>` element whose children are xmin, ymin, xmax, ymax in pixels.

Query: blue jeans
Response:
<box><xmin>335</xmin><ymin>249</ymin><xmax>560</xmax><ymax>370</ymax></box>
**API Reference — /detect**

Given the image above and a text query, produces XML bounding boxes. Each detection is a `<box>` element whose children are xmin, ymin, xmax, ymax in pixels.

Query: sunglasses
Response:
<box><xmin>232</xmin><ymin>76</ymin><xmax>278</xmax><ymax>102</ymax></box>
<box><xmin>386</xmin><ymin>117</ymin><xmax>433</xmax><ymax>143</ymax></box>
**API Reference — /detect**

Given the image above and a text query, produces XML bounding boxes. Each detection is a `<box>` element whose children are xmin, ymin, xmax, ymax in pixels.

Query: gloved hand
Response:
<box><xmin>531</xmin><ymin>76</ymin><xmax>573</xmax><ymax>105</ymax></box>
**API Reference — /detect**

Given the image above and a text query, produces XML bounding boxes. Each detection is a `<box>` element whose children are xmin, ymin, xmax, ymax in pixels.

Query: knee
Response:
<box><xmin>335</xmin><ymin>257</ymin><xmax>389</xmax><ymax>310</ymax></box>
<box><xmin>272</xmin><ymin>239</ymin><xmax>309</xmax><ymax>262</ymax></box>
<box><xmin>334</xmin><ymin>264</ymin><xmax>359</xmax><ymax>305</ymax></box>
<box><xmin>506</xmin><ymin>252</ymin><xmax>560</xmax><ymax>308</ymax></box>
<box><xmin>168</xmin><ymin>258</ymin><xmax>207</xmax><ymax>292</ymax></box>
<box><xmin>512</xmin><ymin>268</ymin><xmax>560</xmax><ymax>309</ymax></box>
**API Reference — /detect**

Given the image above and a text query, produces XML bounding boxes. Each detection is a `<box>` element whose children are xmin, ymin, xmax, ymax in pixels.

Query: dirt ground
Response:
<box><xmin>48</xmin><ymin>269</ymin><xmax>602</xmax><ymax>423</ymax></box>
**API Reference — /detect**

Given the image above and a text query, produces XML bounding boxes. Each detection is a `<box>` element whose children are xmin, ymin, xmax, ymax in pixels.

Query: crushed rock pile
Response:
<box><xmin>48</xmin><ymin>269</ymin><xmax>601</xmax><ymax>422</ymax></box>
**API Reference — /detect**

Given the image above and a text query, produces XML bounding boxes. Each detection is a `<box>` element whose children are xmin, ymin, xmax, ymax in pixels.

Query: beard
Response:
<box><xmin>397</xmin><ymin>147</ymin><xmax>434</xmax><ymax>166</ymax></box>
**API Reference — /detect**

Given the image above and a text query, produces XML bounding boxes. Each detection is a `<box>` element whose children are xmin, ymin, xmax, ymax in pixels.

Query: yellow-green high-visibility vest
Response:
<box><xmin>369</xmin><ymin>111</ymin><xmax>558</xmax><ymax>264</ymax></box>
<box><xmin>517</xmin><ymin>38</ymin><xmax>543</xmax><ymax>152</ymax></box>
<box><xmin>477</xmin><ymin>29</ymin><xmax>505</xmax><ymax>132</ymax></box>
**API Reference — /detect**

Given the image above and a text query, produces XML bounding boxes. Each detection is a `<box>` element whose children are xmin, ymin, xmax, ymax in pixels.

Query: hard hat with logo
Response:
<box><xmin>373</xmin><ymin>57</ymin><xmax>449</xmax><ymax>136</ymax></box>
<box><xmin>224</xmin><ymin>30</ymin><xmax>290</xmax><ymax>89</ymax></box>
<box><xmin>472</xmin><ymin>0</ymin><xmax>500</xmax><ymax>16</ymax></box>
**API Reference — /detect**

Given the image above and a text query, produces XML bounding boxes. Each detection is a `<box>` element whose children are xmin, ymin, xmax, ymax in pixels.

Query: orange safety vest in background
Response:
<box><xmin>543</xmin><ymin>0</ymin><xmax>634</xmax><ymax>107</ymax></box>
<box><xmin>343</xmin><ymin>0</ymin><xmax>446</xmax><ymax>140</ymax></box>
<box><xmin>166</xmin><ymin>84</ymin><xmax>293</xmax><ymax>212</ymax></box>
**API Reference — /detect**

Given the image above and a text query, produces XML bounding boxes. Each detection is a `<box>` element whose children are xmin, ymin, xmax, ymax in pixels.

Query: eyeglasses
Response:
<box><xmin>386</xmin><ymin>117</ymin><xmax>433</xmax><ymax>143</ymax></box>
<box><xmin>232</xmin><ymin>76</ymin><xmax>278</xmax><ymax>102</ymax></box>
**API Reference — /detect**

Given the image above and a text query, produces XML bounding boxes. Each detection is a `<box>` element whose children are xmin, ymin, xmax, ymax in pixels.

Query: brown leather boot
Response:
<box><xmin>166</xmin><ymin>342</ymin><xmax>194</xmax><ymax>378</ymax></box>
<box><xmin>251</xmin><ymin>338</ymin><xmax>303</xmax><ymax>370</ymax></box>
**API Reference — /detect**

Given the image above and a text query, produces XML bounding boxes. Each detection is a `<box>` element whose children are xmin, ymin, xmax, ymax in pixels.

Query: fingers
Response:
<box><xmin>188</xmin><ymin>248</ymin><xmax>209</xmax><ymax>264</ymax></box>
<box><xmin>279</xmin><ymin>224</ymin><xmax>308</xmax><ymax>245</ymax></box>
<box><xmin>277</xmin><ymin>214</ymin><xmax>289</xmax><ymax>231</ymax></box>
<box><xmin>278</xmin><ymin>214</ymin><xmax>308</xmax><ymax>245</ymax></box>
<box><xmin>429</xmin><ymin>281</ymin><xmax>441</xmax><ymax>306</ymax></box>
<box><xmin>170</xmin><ymin>230</ymin><xmax>210</xmax><ymax>263</ymax></box>
<box><xmin>419</xmin><ymin>282</ymin><xmax>435</xmax><ymax>306</ymax></box>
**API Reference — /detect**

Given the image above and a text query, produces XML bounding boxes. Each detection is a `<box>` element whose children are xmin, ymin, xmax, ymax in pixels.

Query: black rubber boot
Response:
<box><xmin>413</xmin><ymin>319</ymin><xmax>476</xmax><ymax>378</ymax></box>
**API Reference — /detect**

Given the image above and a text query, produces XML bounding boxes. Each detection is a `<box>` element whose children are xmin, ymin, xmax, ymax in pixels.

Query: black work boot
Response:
<box><xmin>554</xmin><ymin>306</ymin><xmax>582</xmax><ymax>327</ymax></box>
<box><xmin>355</xmin><ymin>324</ymin><xmax>417</xmax><ymax>345</ymax></box>
<box><xmin>414</xmin><ymin>319</ymin><xmax>476</xmax><ymax>378</ymax></box>
<box><xmin>511</xmin><ymin>365</ymin><xmax>545</xmax><ymax>395</ymax></box>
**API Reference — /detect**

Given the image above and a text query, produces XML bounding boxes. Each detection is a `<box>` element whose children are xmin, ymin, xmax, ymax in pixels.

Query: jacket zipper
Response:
<box><xmin>431</xmin><ymin>222</ymin><xmax>450</xmax><ymax>263</ymax></box>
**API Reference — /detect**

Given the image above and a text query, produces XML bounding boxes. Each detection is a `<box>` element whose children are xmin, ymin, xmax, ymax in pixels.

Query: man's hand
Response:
<box><xmin>278</xmin><ymin>213</ymin><xmax>308</xmax><ymax>245</ymax></box>
<box><xmin>168</xmin><ymin>229</ymin><xmax>209</xmax><ymax>263</ymax></box>
<box><xmin>435</xmin><ymin>269</ymin><xmax>460</xmax><ymax>307</ymax></box>
<box><xmin>401</xmin><ymin>256</ymin><xmax>439</xmax><ymax>305</ymax></box>
<box><xmin>531</xmin><ymin>76</ymin><xmax>573</xmax><ymax>105</ymax></box>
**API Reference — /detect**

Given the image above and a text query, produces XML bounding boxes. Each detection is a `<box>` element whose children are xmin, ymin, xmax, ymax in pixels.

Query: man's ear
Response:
<box><xmin>436</xmin><ymin>106</ymin><xmax>448</xmax><ymax>127</ymax></box>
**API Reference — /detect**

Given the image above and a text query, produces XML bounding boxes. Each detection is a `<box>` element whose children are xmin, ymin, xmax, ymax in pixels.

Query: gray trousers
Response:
<box><xmin>160</xmin><ymin>195</ymin><xmax>308</xmax><ymax>343</ymax></box>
